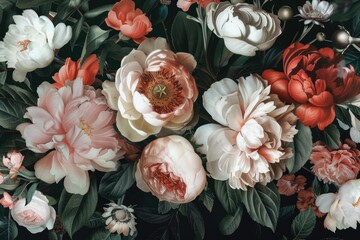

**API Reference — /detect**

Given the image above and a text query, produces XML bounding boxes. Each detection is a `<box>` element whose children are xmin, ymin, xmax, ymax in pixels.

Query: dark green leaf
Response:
<box><xmin>81</xmin><ymin>26</ymin><xmax>110</xmax><ymax>65</ymax></box>
<box><xmin>99</xmin><ymin>163</ymin><xmax>135</xmax><ymax>201</ymax></box>
<box><xmin>344</xmin><ymin>46</ymin><xmax>360</xmax><ymax>75</ymax></box>
<box><xmin>142</xmin><ymin>0</ymin><xmax>158</xmax><ymax>13</ymax></box>
<box><xmin>26</xmin><ymin>182</ymin><xmax>38</xmax><ymax>205</ymax></box>
<box><xmin>279</xmin><ymin>205</ymin><xmax>297</xmax><ymax>222</ymax></box>
<box><xmin>85</xmin><ymin>212</ymin><xmax>105</xmax><ymax>228</ymax></box>
<box><xmin>214</xmin><ymin>180</ymin><xmax>242</xmax><ymax>214</ymax></box>
<box><xmin>151</xmin><ymin>5</ymin><xmax>168</xmax><ymax>26</ymax></box>
<box><xmin>331</xmin><ymin>2</ymin><xmax>360</xmax><ymax>22</ymax></box>
<box><xmin>239</xmin><ymin>182</ymin><xmax>280</xmax><ymax>232</ymax></box>
<box><xmin>0</xmin><ymin>84</ymin><xmax>37</xmax><ymax>106</ymax></box>
<box><xmin>135</xmin><ymin>207</ymin><xmax>172</xmax><ymax>224</ymax></box>
<box><xmin>212</xmin><ymin>38</ymin><xmax>233</xmax><ymax>70</ymax></box>
<box><xmin>84</xmin><ymin>4</ymin><xmax>112</xmax><ymax>18</ymax></box>
<box><xmin>286</xmin><ymin>122</ymin><xmax>312</xmax><ymax>173</ymax></box>
<box><xmin>46</xmin><ymin>195</ymin><xmax>57</xmax><ymax>206</ymax></box>
<box><xmin>0</xmin><ymin>133</ymin><xmax>26</xmax><ymax>157</ymax></box>
<box><xmin>291</xmin><ymin>207</ymin><xmax>316</xmax><ymax>240</ymax></box>
<box><xmin>0</xmin><ymin>99</ymin><xmax>28</xmax><ymax>129</ymax></box>
<box><xmin>349</xmin><ymin>104</ymin><xmax>360</xmax><ymax>119</ymax></box>
<box><xmin>70</xmin><ymin>16</ymin><xmax>85</xmax><ymax>51</ymax></box>
<box><xmin>0</xmin><ymin>217</ymin><xmax>18</xmax><ymax>240</ymax></box>
<box><xmin>16</xmin><ymin>0</ymin><xmax>56</xmax><ymax>8</ymax></box>
<box><xmin>0</xmin><ymin>8</ymin><xmax>3</xmax><ymax>27</ymax></box>
<box><xmin>318</xmin><ymin>124</ymin><xmax>340</xmax><ymax>149</ymax></box>
<box><xmin>219</xmin><ymin>206</ymin><xmax>243</xmax><ymax>235</ymax></box>
<box><xmin>199</xmin><ymin>190</ymin><xmax>215</xmax><ymax>212</ymax></box>
<box><xmin>158</xmin><ymin>201</ymin><xmax>172</xmax><ymax>214</ymax></box>
<box><xmin>171</xmin><ymin>12</ymin><xmax>204</xmax><ymax>63</ymax></box>
<box><xmin>52</xmin><ymin>0</ymin><xmax>75</xmax><ymax>24</ymax></box>
<box><xmin>353</xmin><ymin>14</ymin><xmax>360</xmax><ymax>38</ymax></box>
<box><xmin>90</xmin><ymin>228</ymin><xmax>122</xmax><ymax>240</ymax></box>
<box><xmin>58</xmin><ymin>178</ymin><xmax>98</xmax><ymax>237</ymax></box>
<box><xmin>48</xmin><ymin>230</ymin><xmax>59</xmax><ymax>240</ymax></box>
<box><xmin>335</xmin><ymin>105</ymin><xmax>351</xmax><ymax>128</ymax></box>
<box><xmin>312</xmin><ymin>177</ymin><xmax>321</xmax><ymax>196</ymax></box>
<box><xmin>180</xmin><ymin>203</ymin><xmax>205</xmax><ymax>240</ymax></box>
<box><xmin>0</xmin><ymin>0</ymin><xmax>16</xmax><ymax>9</ymax></box>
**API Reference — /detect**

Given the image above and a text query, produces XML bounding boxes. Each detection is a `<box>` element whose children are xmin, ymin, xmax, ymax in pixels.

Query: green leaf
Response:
<box><xmin>58</xmin><ymin>178</ymin><xmax>98</xmax><ymax>237</ymax></box>
<box><xmin>16</xmin><ymin>0</ymin><xmax>56</xmax><ymax>8</ymax></box>
<box><xmin>0</xmin><ymin>0</ymin><xmax>16</xmax><ymax>9</ymax></box>
<box><xmin>0</xmin><ymin>217</ymin><xmax>18</xmax><ymax>240</ymax></box>
<box><xmin>180</xmin><ymin>203</ymin><xmax>205</xmax><ymax>240</ymax></box>
<box><xmin>318</xmin><ymin>124</ymin><xmax>340</xmax><ymax>149</ymax></box>
<box><xmin>312</xmin><ymin>177</ymin><xmax>321</xmax><ymax>196</ymax></box>
<box><xmin>158</xmin><ymin>201</ymin><xmax>173</xmax><ymax>214</ymax></box>
<box><xmin>344</xmin><ymin>46</ymin><xmax>360</xmax><ymax>75</ymax></box>
<box><xmin>26</xmin><ymin>182</ymin><xmax>38</xmax><ymax>205</ymax></box>
<box><xmin>151</xmin><ymin>5</ymin><xmax>168</xmax><ymax>26</ymax></box>
<box><xmin>70</xmin><ymin>16</ymin><xmax>85</xmax><ymax>51</ymax></box>
<box><xmin>211</xmin><ymin>38</ymin><xmax>233</xmax><ymax>70</ymax></box>
<box><xmin>99</xmin><ymin>163</ymin><xmax>135</xmax><ymax>201</ymax></box>
<box><xmin>335</xmin><ymin>105</ymin><xmax>351</xmax><ymax>128</ymax></box>
<box><xmin>239</xmin><ymin>182</ymin><xmax>280</xmax><ymax>232</ymax></box>
<box><xmin>218</xmin><ymin>206</ymin><xmax>243</xmax><ymax>235</ymax></box>
<box><xmin>0</xmin><ymin>84</ymin><xmax>37</xmax><ymax>106</ymax></box>
<box><xmin>48</xmin><ymin>230</ymin><xmax>59</xmax><ymax>240</ymax></box>
<box><xmin>142</xmin><ymin>0</ymin><xmax>158</xmax><ymax>13</ymax></box>
<box><xmin>46</xmin><ymin>195</ymin><xmax>57</xmax><ymax>206</ymax></box>
<box><xmin>214</xmin><ymin>180</ymin><xmax>242</xmax><ymax>214</ymax></box>
<box><xmin>84</xmin><ymin>4</ymin><xmax>112</xmax><ymax>18</ymax></box>
<box><xmin>0</xmin><ymin>8</ymin><xmax>3</xmax><ymax>29</ymax></box>
<box><xmin>199</xmin><ymin>190</ymin><xmax>215</xmax><ymax>212</ymax></box>
<box><xmin>135</xmin><ymin>207</ymin><xmax>172</xmax><ymax>224</ymax></box>
<box><xmin>349</xmin><ymin>104</ymin><xmax>360</xmax><ymax>119</ymax></box>
<box><xmin>90</xmin><ymin>228</ymin><xmax>122</xmax><ymax>240</ymax></box>
<box><xmin>279</xmin><ymin>205</ymin><xmax>297</xmax><ymax>222</ymax></box>
<box><xmin>81</xmin><ymin>26</ymin><xmax>110</xmax><ymax>65</ymax></box>
<box><xmin>85</xmin><ymin>212</ymin><xmax>105</xmax><ymax>228</ymax></box>
<box><xmin>286</xmin><ymin>122</ymin><xmax>312</xmax><ymax>173</ymax></box>
<box><xmin>291</xmin><ymin>207</ymin><xmax>316</xmax><ymax>240</ymax></box>
<box><xmin>331</xmin><ymin>2</ymin><xmax>360</xmax><ymax>22</ymax></box>
<box><xmin>171</xmin><ymin>12</ymin><xmax>204</xmax><ymax>63</ymax></box>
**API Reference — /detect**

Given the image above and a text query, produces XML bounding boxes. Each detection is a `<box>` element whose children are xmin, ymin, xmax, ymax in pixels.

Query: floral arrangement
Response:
<box><xmin>0</xmin><ymin>0</ymin><xmax>359</xmax><ymax>239</ymax></box>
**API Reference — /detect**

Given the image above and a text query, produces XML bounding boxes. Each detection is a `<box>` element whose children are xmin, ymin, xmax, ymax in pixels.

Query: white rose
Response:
<box><xmin>11</xmin><ymin>190</ymin><xmax>56</xmax><ymax>234</ymax></box>
<box><xmin>0</xmin><ymin>9</ymin><xmax>72</xmax><ymax>82</ymax></box>
<box><xmin>207</xmin><ymin>2</ymin><xmax>282</xmax><ymax>56</ymax></box>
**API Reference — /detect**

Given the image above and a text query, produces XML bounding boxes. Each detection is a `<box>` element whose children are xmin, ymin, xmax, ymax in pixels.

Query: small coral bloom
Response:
<box><xmin>102</xmin><ymin>203</ymin><xmax>136</xmax><ymax>236</ymax></box>
<box><xmin>297</xmin><ymin>188</ymin><xmax>323</xmax><ymax>217</ymax></box>
<box><xmin>105</xmin><ymin>0</ymin><xmax>152</xmax><ymax>43</ymax></box>
<box><xmin>53</xmin><ymin>54</ymin><xmax>99</xmax><ymax>88</ymax></box>
<box><xmin>2</xmin><ymin>151</ymin><xmax>24</xmax><ymax>177</ymax></box>
<box><xmin>0</xmin><ymin>192</ymin><xmax>15</xmax><ymax>209</ymax></box>
<box><xmin>310</xmin><ymin>140</ymin><xmax>360</xmax><ymax>186</ymax></box>
<box><xmin>277</xmin><ymin>174</ymin><xmax>307</xmax><ymax>196</ymax></box>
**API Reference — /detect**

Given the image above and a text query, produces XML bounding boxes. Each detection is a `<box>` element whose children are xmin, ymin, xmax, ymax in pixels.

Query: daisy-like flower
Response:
<box><xmin>102</xmin><ymin>203</ymin><xmax>137</xmax><ymax>236</ymax></box>
<box><xmin>297</xmin><ymin>0</ymin><xmax>334</xmax><ymax>27</ymax></box>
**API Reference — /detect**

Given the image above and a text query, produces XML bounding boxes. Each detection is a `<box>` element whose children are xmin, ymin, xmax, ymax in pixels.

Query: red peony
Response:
<box><xmin>262</xmin><ymin>42</ymin><xmax>360</xmax><ymax>130</ymax></box>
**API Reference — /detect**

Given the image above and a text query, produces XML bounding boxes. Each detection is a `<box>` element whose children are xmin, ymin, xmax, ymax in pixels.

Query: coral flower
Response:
<box><xmin>52</xmin><ymin>54</ymin><xmax>99</xmax><ymax>88</ymax></box>
<box><xmin>277</xmin><ymin>174</ymin><xmax>307</xmax><ymax>196</ymax></box>
<box><xmin>297</xmin><ymin>188</ymin><xmax>323</xmax><ymax>217</ymax></box>
<box><xmin>105</xmin><ymin>0</ymin><xmax>152</xmax><ymax>44</ymax></box>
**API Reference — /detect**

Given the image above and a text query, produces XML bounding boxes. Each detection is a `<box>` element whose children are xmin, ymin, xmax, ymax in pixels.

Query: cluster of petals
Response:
<box><xmin>297</xmin><ymin>0</ymin><xmax>334</xmax><ymax>27</ymax></box>
<box><xmin>2</xmin><ymin>151</ymin><xmax>24</xmax><ymax>178</ymax></box>
<box><xmin>102</xmin><ymin>203</ymin><xmax>137</xmax><ymax>236</ymax></box>
<box><xmin>310</xmin><ymin>140</ymin><xmax>360</xmax><ymax>186</ymax></box>
<box><xmin>102</xmin><ymin>37</ymin><xmax>198</xmax><ymax>142</ymax></box>
<box><xmin>17</xmin><ymin>78</ymin><xmax>125</xmax><ymax>195</ymax></box>
<box><xmin>316</xmin><ymin>179</ymin><xmax>360</xmax><ymax>232</ymax></box>
<box><xmin>193</xmin><ymin>74</ymin><xmax>298</xmax><ymax>190</ymax></box>
<box><xmin>52</xmin><ymin>54</ymin><xmax>99</xmax><ymax>88</ymax></box>
<box><xmin>177</xmin><ymin>0</ymin><xmax>220</xmax><ymax>12</ymax></box>
<box><xmin>297</xmin><ymin>187</ymin><xmax>323</xmax><ymax>217</ymax></box>
<box><xmin>262</xmin><ymin>42</ymin><xmax>360</xmax><ymax>130</ymax></box>
<box><xmin>0</xmin><ymin>9</ymin><xmax>72</xmax><ymax>82</ymax></box>
<box><xmin>0</xmin><ymin>192</ymin><xmax>15</xmax><ymax>209</ymax></box>
<box><xmin>105</xmin><ymin>0</ymin><xmax>152</xmax><ymax>44</ymax></box>
<box><xmin>277</xmin><ymin>174</ymin><xmax>307</xmax><ymax>196</ymax></box>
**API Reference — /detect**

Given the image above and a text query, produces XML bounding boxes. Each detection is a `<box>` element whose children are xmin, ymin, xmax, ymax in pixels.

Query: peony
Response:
<box><xmin>135</xmin><ymin>135</ymin><xmax>206</xmax><ymax>203</ymax></box>
<box><xmin>52</xmin><ymin>54</ymin><xmax>99</xmax><ymax>88</ymax></box>
<box><xmin>207</xmin><ymin>2</ymin><xmax>282</xmax><ymax>56</ymax></box>
<box><xmin>316</xmin><ymin>179</ymin><xmax>360</xmax><ymax>232</ymax></box>
<box><xmin>297</xmin><ymin>0</ymin><xmax>334</xmax><ymax>27</ymax></box>
<box><xmin>177</xmin><ymin>0</ymin><xmax>220</xmax><ymax>12</ymax></box>
<box><xmin>2</xmin><ymin>151</ymin><xmax>24</xmax><ymax>177</ymax></box>
<box><xmin>105</xmin><ymin>0</ymin><xmax>152</xmax><ymax>44</ymax></box>
<box><xmin>193</xmin><ymin>74</ymin><xmax>298</xmax><ymax>190</ymax></box>
<box><xmin>277</xmin><ymin>174</ymin><xmax>306</xmax><ymax>196</ymax></box>
<box><xmin>0</xmin><ymin>9</ymin><xmax>72</xmax><ymax>82</ymax></box>
<box><xmin>11</xmin><ymin>191</ymin><xmax>56</xmax><ymax>234</ymax></box>
<box><xmin>310</xmin><ymin>140</ymin><xmax>360</xmax><ymax>186</ymax></box>
<box><xmin>102</xmin><ymin>37</ymin><xmax>198</xmax><ymax>142</ymax></box>
<box><xmin>262</xmin><ymin>42</ymin><xmax>360</xmax><ymax>130</ymax></box>
<box><xmin>102</xmin><ymin>203</ymin><xmax>137</xmax><ymax>236</ymax></box>
<box><xmin>17</xmin><ymin>78</ymin><xmax>125</xmax><ymax>195</ymax></box>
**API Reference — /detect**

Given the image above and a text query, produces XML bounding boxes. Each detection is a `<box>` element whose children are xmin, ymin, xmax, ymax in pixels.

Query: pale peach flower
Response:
<box><xmin>135</xmin><ymin>135</ymin><xmax>206</xmax><ymax>203</ymax></box>
<box><xmin>105</xmin><ymin>0</ymin><xmax>152</xmax><ymax>43</ymax></box>
<box><xmin>310</xmin><ymin>139</ymin><xmax>360</xmax><ymax>186</ymax></box>
<box><xmin>177</xmin><ymin>0</ymin><xmax>220</xmax><ymax>11</ymax></box>
<box><xmin>11</xmin><ymin>190</ymin><xmax>56</xmax><ymax>233</ymax></box>
<box><xmin>102</xmin><ymin>38</ymin><xmax>198</xmax><ymax>142</ymax></box>
<box><xmin>2</xmin><ymin>151</ymin><xmax>24</xmax><ymax>177</ymax></box>
<box><xmin>102</xmin><ymin>203</ymin><xmax>136</xmax><ymax>236</ymax></box>
<box><xmin>0</xmin><ymin>173</ymin><xmax>4</xmax><ymax>184</ymax></box>
<box><xmin>0</xmin><ymin>192</ymin><xmax>15</xmax><ymax>209</ymax></box>
<box><xmin>277</xmin><ymin>174</ymin><xmax>307</xmax><ymax>196</ymax></box>
<box><xmin>17</xmin><ymin>78</ymin><xmax>125</xmax><ymax>195</ymax></box>
<box><xmin>52</xmin><ymin>54</ymin><xmax>99</xmax><ymax>88</ymax></box>
<box><xmin>297</xmin><ymin>188</ymin><xmax>323</xmax><ymax>217</ymax></box>
<box><xmin>316</xmin><ymin>179</ymin><xmax>360</xmax><ymax>232</ymax></box>
<box><xmin>193</xmin><ymin>75</ymin><xmax>298</xmax><ymax>190</ymax></box>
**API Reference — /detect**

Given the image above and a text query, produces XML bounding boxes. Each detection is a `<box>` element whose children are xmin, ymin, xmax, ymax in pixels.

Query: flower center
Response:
<box><xmin>79</xmin><ymin>119</ymin><xmax>93</xmax><ymax>136</ymax></box>
<box><xmin>111</xmin><ymin>207</ymin><xmax>132</xmax><ymax>223</ymax></box>
<box><xmin>17</xmin><ymin>40</ymin><xmax>31</xmax><ymax>52</ymax></box>
<box><xmin>137</xmin><ymin>68</ymin><xmax>184</xmax><ymax>114</ymax></box>
<box><xmin>353</xmin><ymin>197</ymin><xmax>360</xmax><ymax>207</ymax></box>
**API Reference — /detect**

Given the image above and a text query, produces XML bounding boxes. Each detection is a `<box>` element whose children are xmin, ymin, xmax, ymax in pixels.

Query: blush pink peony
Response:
<box><xmin>310</xmin><ymin>140</ymin><xmax>360</xmax><ymax>186</ymax></box>
<box><xmin>102</xmin><ymin>37</ymin><xmax>198</xmax><ymax>142</ymax></box>
<box><xmin>135</xmin><ymin>135</ymin><xmax>206</xmax><ymax>203</ymax></box>
<box><xmin>193</xmin><ymin>75</ymin><xmax>298</xmax><ymax>190</ymax></box>
<box><xmin>17</xmin><ymin>78</ymin><xmax>125</xmax><ymax>195</ymax></box>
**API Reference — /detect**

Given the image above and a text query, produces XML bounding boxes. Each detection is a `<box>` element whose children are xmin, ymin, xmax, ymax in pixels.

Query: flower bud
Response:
<box><xmin>278</xmin><ymin>6</ymin><xmax>293</xmax><ymax>21</ymax></box>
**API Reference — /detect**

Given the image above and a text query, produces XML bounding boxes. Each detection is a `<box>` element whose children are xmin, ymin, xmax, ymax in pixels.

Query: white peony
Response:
<box><xmin>0</xmin><ymin>9</ymin><xmax>72</xmax><ymax>82</ymax></box>
<box><xmin>207</xmin><ymin>2</ymin><xmax>282</xmax><ymax>56</ymax></box>
<box><xmin>193</xmin><ymin>75</ymin><xmax>297</xmax><ymax>190</ymax></box>
<box><xmin>316</xmin><ymin>179</ymin><xmax>360</xmax><ymax>232</ymax></box>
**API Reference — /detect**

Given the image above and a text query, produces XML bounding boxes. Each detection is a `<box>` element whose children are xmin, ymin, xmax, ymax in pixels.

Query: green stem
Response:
<box><xmin>298</xmin><ymin>23</ymin><xmax>314</xmax><ymax>42</ymax></box>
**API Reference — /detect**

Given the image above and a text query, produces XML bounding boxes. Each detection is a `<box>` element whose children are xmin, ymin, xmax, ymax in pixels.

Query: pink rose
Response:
<box><xmin>277</xmin><ymin>174</ymin><xmax>307</xmax><ymax>196</ymax></box>
<box><xmin>310</xmin><ymin>139</ymin><xmax>360</xmax><ymax>186</ymax></box>
<box><xmin>11</xmin><ymin>191</ymin><xmax>56</xmax><ymax>234</ymax></box>
<box><xmin>135</xmin><ymin>135</ymin><xmax>206</xmax><ymax>203</ymax></box>
<box><xmin>3</xmin><ymin>151</ymin><xmax>24</xmax><ymax>177</ymax></box>
<box><xmin>0</xmin><ymin>192</ymin><xmax>15</xmax><ymax>209</ymax></box>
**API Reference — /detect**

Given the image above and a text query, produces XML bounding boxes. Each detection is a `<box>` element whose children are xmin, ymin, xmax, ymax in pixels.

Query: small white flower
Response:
<box><xmin>297</xmin><ymin>0</ymin><xmax>334</xmax><ymax>27</ymax></box>
<box><xmin>0</xmin><ymin>9</ymin><xmax>72</xmax><ymax>82</ymax></box>
<box><xmin>102</xmin><ymin>203</ymin><xmax>137</xmax><ymax>236</ymax></box>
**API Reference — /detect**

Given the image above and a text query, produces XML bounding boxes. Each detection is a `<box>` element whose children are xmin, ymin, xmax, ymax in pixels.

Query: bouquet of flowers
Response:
<box><xmin>0</xmin><ymin>0</ymin><xmax>359</xmax><ymax>239</ymax></box>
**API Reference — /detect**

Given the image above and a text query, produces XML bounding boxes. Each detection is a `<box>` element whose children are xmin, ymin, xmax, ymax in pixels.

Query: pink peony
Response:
<box><xmin>310</xmin><ymin>139</ymin><xmax>360</xmax><ymax>186</ymax></box>
<box><xmin>277</xmin><ymin>174</ymin><xmax>307</xmax><ymax>196</ymax></box>
<box><xmin>135</xmin><ymin>135</ymin><xmax>207</xmax><ymax>203</ymax></box>
<box><xmin>2</xmin><ymin>151</ymin><xmax>24</xmax><ymax>177</ymax></box>
<box><xmin>17</xmin><ymin>78</ymin><xmax>125</xmax><ymax>195</ymax></box>
<box><xmin>0</xmin><ymin>192</ymin><xmax>15</xmax><ymax>209</ymax></box>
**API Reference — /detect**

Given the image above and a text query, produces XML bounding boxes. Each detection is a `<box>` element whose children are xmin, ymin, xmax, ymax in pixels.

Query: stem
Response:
<box><xmin>298</xmin><ymin>23</ymin><xmax>314</xmax><ymax>42</ymax></box>
<box><xmin>76</xmin><ymin>8</ymin><xmax>90</xmax><ymax>28</ymax></box>
<box><xmin>162</xmin><ymin>21</ymin><xmax>170</xmax><ymax>47</ymax></box>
